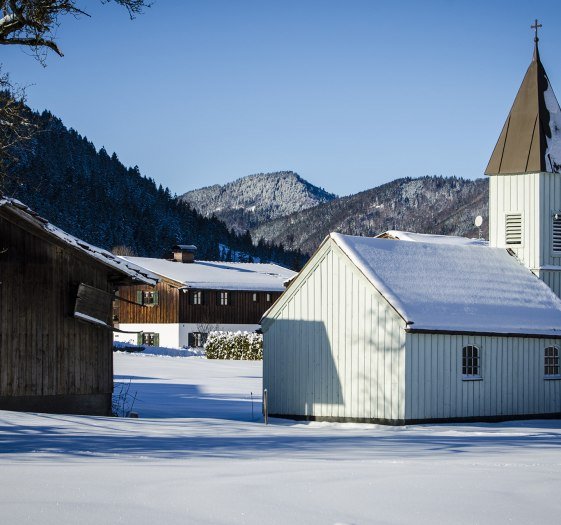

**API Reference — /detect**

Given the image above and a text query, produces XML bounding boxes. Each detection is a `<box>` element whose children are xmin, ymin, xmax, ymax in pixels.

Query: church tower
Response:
<box><xmin>486</xmin><ymin>21</ymin><xmax>561</xmax><ymax>298</ymax></box>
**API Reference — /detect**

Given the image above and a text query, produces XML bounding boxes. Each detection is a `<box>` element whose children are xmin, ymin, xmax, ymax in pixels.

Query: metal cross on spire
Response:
<box><xmin>532</xmin><ymin>19</ymin><xmax>542</xmax><ymax>43</ymax></box>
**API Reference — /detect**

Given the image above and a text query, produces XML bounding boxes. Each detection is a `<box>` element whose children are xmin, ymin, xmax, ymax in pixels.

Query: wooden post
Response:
<box><xmin>263</xmin><ymin>388</ymin><xmax>269</xmax><ymax>425</ymax></box>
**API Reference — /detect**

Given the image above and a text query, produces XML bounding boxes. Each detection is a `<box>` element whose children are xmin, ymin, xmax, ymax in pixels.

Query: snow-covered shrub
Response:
<box><xmin>204</xmin><ymin>331</ymin><xmax>263</xmax><ymax>360</ymax></box>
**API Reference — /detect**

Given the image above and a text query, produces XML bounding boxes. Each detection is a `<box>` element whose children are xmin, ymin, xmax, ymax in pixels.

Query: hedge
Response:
<box><xmin>204</xmin><ymin>331</ymin><xmax>263</xmax><ymax>360</ymax></box>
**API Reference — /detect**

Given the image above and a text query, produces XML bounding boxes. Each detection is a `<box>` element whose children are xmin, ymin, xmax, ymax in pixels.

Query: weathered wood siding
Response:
<box><xmin>117</xmin><ymin>283</ymin><xmax>279</xmax><ymax>326</ymax></box>
<box><xmin>263</xmin><ymin>240</ymin><xmax>406</xmax><ymax>423</ymax></box>
<box><xmin>117</xmin><ymin>282</ymin><xmax>179</xmax><ymax>324</ymax></box>
<box><xmin>180</xmin><ymin>290</ymin><xmax>281</xmax><ymax>325</ymax></box>
<box><xmin>405</xmin><ymin>333</ymin><xmax>561</xmax><ymax>420</ymax></box>
<box><xmin>0</xmin><ymin>215</ymin><xmax>113</xmax><ymax>414</ymax></box>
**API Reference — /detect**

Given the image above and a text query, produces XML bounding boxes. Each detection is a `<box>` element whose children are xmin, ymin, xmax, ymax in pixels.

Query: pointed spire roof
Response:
<box><xmin>486</xmin><ymin>30</ymin><xmax>561</xmax><ymax>175</ymax></box>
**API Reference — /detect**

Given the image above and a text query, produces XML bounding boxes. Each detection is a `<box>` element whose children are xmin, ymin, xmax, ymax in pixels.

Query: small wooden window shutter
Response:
<box><xmin>153</xmin><ymin>291</ymin><xmax>159</xmax><ymax>305</ymax></box>
<box><xmin>200</xmin><ymin>291</ymin><xmax>204</xmax><ymax>305</ymax></box>
<box><xmin>154</xmin><ymin>333</ymin><xmax>160</xmax><ymax>347</ymax></box>
<box><xmin>137</xmin><ymin>290</ymin><xmax>143</xmax><ymax>305</ymax></box>
<box><xmin>188</xmin><ymin>333</ymin><xmax>195</xmax><ymax>347</ymax></box>
<box><xmin>137</xmin><ymin>333</ymin><xmax>143</xmax><ymax>345</ymax></box>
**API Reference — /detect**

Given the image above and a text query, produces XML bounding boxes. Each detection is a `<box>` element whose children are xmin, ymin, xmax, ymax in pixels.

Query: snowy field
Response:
<box><xmin>1</xmin><ymin>354</ymin><xmax>561</xmax><ymax>524</ymax></box>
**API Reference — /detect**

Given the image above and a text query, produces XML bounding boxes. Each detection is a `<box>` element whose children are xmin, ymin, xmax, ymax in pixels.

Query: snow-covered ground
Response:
<box><xmin>2</xmin><ymin>353</ymin><xmax>561</xmax><ymax>524</ymax></box>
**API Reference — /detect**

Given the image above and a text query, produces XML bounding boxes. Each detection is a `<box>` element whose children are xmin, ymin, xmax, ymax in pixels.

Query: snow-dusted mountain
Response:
<box><xmin>179</xmin><ymin>171</ymin><xmax>337</xmax><ymax>234</ymax></box>
<box><xmin>251</xmin><ymin>176</ymin><xmax>489</xmax><ymax>255</ymax></box>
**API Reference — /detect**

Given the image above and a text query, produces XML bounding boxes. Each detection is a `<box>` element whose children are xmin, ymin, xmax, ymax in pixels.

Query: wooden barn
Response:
<box><xmin>113</xmin><ymin>245</ymin><xmax>295</xmax><ymax>348</ymax></box>
<box><xmin>262</xmin><ymin>233</ymin><xmax>561</xmax><ymax>424</ymax></box>
<box><xmin>0</xmin><ymin>197</ymin><xmax>157</xmax><ymax>415</ymax></box>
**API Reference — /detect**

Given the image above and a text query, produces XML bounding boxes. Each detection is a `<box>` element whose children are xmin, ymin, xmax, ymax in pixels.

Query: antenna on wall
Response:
<box><xmin>474</xmin><ymin>215</ymin><xmax>483</xmax><ymax>240</ymax></box>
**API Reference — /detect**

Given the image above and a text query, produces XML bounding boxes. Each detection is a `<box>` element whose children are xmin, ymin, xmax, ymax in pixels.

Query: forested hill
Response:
<box><xmin>3</xmin><ymin>111</ymin><xmax>306</xmax><ymax>269</ymax></box>
<box><xmin>251</xmin><ymin>176</ymin><xmax>489</xmax><ymax>255</ymax></box>
<box><xmin>179</xmin><ymin>171</ymin><xmax>337</xmax><ymax>234</ymax></box>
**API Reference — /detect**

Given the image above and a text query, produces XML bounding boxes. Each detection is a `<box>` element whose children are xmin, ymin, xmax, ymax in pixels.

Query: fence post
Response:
<box><xmin>263</xmin><ymin>388</ymin><xmax>268</xmax><ymax>425</ymax></box>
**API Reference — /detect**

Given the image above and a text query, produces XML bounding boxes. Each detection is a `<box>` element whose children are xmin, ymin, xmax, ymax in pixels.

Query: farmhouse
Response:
<box><xmin>114</xmin><ymin>245</ymin><xmax>295</xmax><ymax>348</ymax></box>
<box><xmin>0</xmin><ymin>197</ymin><xmax>157</xmax><ymax>415</ymax></box>
<box><xmin>262</xmin><ymin>32</ymin><xmax>561</xmax><ymax>424</ymax></box>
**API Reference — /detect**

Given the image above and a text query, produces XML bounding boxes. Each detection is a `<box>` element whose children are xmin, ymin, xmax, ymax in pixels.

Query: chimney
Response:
<box><xmin>171</xmin><ymin>244</ymin><xmax>197</xmax><ymax>263</ymax></box>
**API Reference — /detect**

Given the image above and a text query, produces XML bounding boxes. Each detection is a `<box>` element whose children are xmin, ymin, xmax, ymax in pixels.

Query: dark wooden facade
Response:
<box><xmin>0</xmin><ymin>203</ymin><xmax>151</xmax><ymax>415</ymax></box>
<box><xmin>117</xmin><ymin>282</ymin><xmax>282</xmax><ymax>325</ymax></box>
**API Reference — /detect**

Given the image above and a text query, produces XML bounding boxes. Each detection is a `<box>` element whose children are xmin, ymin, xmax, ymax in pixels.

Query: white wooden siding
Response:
<box><xmin>263</xmin><ymin>239</ymin><xmax>407</xmax><ymax>422</ymax></box>
<box><xmin>406</xmin><ymin>333</ymin><xmax>561</xmax><ymax>420</ymax></box>
<box><xmin>489</xmin><ymin>173</ymin><xmax>541</xmax><ymax>270</ymax></box>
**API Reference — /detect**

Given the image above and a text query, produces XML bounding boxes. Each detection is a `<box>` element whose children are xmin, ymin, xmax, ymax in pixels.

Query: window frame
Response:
<box><xmin>252</xmin><ymin>292</ymin><xmax>258</xmax><ymax>303</ymax></box>
<box><xmin>138</xmin><ymin>290</ymin><xmax>159</xmax><ymax>307</ymax></box>
<box><xmin>141</xmin><ymin>332</ymin><xmax>159</xmax><ymax>347</ymax></box>
<box><xmin>190</xmin><ymin>290</ymin><xmax>203</xmax><ymax>306</ymax></box>
<box><xmin>544</xmin><ymin>345</ymin><xmax>561</xmax><ymax>379</ymax></box>
<box><xmin>266</xmin><ymin>293</ymin><xmax>272</xmax><ymax>303</ymax></box>
<box><xmin>218</xmin><ymin>291</ymin><xmax>230</xmax><ymax>306</ymax></box>
<box><xmin>189</xmin><ymin>331</ymin><xmax>206</xmax><ymax>348</ymax></box>
<box><xmin>461</xmin><ymin>345</ymin><xmax>482</xmax><ymax>380</ymax></box>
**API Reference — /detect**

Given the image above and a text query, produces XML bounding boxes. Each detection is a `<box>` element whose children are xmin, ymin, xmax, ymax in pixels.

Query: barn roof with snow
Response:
<box><xmin>121</xmin><ymin>256</ymin><xmax>296</xmax><ymax>291</ymax></box>
<box><xmin>485</xmin><ymin>39</ymin><xmax>561</xmax><ymax>175</ymax></box>
<box><xmin>0</xmin><ymin>197</ymin><xmax>158</xmax><ymax>285</ymax></box>
<box><xmin>331</xmin><ymin>233</ymin><xmax>561</xmax><ymax>337</ymax></box>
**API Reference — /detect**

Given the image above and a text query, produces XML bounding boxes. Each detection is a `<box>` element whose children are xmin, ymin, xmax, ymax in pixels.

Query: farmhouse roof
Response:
<box><xmin>331</xmin><ymin>233</ymin><xmax>561</xmax><ymax>337</ymax></box>
<box><xmin>486</xmin><ymin>39</ymin><xmax>561</xmax><ymax>175</ymax></box>
<box><xmin>377</xmin><ymin>230</ymin><xmax>488</xmax><ymax>246</ymax></box>
<box><xmin>0</xmin><ymin>197</ymin><xmax>158</xmax><ymax>286</ymax></box>
<box><xmin>121</xmin><ymin>256</ymin><xmax>296</xmax><ymax>292</ymax></box>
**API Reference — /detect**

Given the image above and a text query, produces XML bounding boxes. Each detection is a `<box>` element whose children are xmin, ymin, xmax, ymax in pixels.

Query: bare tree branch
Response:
<box><xmin>0</xmin><ymin>0</ymin><xmax>150</xmax><ymax>188</ymax></box>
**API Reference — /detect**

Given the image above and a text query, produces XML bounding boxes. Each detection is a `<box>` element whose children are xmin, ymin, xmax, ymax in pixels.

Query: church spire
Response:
<box><xmin>485</xmin><ymin>21</ymin><xmax>561</xmax><ymax>175</ymax></box>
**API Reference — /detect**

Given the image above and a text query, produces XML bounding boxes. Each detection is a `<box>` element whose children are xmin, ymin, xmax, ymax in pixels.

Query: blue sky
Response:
<box><xmin>3</xmin><ymin>0</ymin><xmax>561</xmax><ymax>196</ymax></box>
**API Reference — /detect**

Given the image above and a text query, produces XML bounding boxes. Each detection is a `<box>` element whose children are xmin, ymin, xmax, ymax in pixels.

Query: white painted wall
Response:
<box><xmin>115</xmin><ymin>323</ymin><xmax>261</xmax><ymax>349</ymax></box>
<box><xmin>178</xmin><ymin>323</ymin><xmax>260</xmax><ymax>347</ymax></box>
<box><xmin>489</xmin><ymin>172</ymin><xmax>561</xmax><ymax>298</ymax></box>
<box><xmin>114</xmin><ymin>324</ymin><xmax>180</xmax><ymax>348</ymax></box>
<box><xmin>262</xmin><ymin>239</ymin><xmax>407</xmax><ymax>423</ymax></box>
<box><xmin>406</xmin><ymin>333</ymin><xmax>561</xmax><ymax>420</ymax></box>
<box><xmin>489</xmin><ymin>172</ymin><xmax>541</xmax><ymax>270</ymax></box>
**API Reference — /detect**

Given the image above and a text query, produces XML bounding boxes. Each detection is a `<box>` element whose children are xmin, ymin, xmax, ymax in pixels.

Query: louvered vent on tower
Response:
<box><xmin>505</xmin><ymin>213</ymin><xmax>523</xmax><ymax>245</ymax></box>
<box><xmin>552</xmin><ymin>214</ymin><xmax>561</xmax><ymax>252</ymax></box>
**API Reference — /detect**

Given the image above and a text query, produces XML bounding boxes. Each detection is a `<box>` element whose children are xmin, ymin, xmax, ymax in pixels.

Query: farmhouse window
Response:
<box><xmin>137</xmin><ymin>290</ymin><xmax>159</xmax><ymax>307</ymax></box>
<box><xmin>544</xmin><ymin>346</ymin><xmax>560</xmax><ymax>377</ymax></box>
<box><xmin>190</xmin><ymin>290</ymin><xmax>204</xmax><ymax>305</ymax></box>
<box><xmin>188</xmin><ymin>332</ymin><xmax>205</xmax><ymax>348</ymax></box>
<box><xmin>552</xmin><ymin>214</ymin><xmax>561</xmax><ymax>252</ymax></box>
<box><xmin>505</xmin><ymin>213</ymin><xmax>522</xmax><ymax>245</ymax></box>
<box><xmin>266</xmin><ymin>293</ymin><xmax>272</xmax><ymax>302</ymax></box>
<box><xmin>462</xmin><ymin>345</ymin><xmax>481</xmax><ymax>379</ymax></box>
<box><xmin>140</xmin><ymin>332</ymin><xmax>159</xmax><ymax>347</ymax></box>
<box><xmin>218</xmin><ymin>291</ymin><xmax>230</xmax><ymax>306</ymax></box>
<box><xmin>252</xmin><ymin>293</ymin><xmax>258</xmax><ymax>302</ymax></box>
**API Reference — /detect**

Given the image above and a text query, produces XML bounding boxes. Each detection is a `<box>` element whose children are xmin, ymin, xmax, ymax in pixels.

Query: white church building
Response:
<box><xmin>262</xmin><ymin>30</ymin><xmax>561</xmax><ymax>424</ymax></box>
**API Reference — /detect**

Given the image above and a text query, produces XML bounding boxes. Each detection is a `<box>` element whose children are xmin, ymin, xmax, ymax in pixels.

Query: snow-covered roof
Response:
<box><xmin>0</xmin><ymin>197</ymin><xmax>158</xmax><ymax>286</ymax></box>
<box><xmin>331</xmin><ymin>233</ymin><xmax>561</xmax><ymax>337</ymax></box>
<box><xmin>378</xmin><ymin>230</ymin><xmax>488</xmax><ymax>247</ymax></box>
<box><xmin>121</xmin><ymin>256</ymin><xmax>296</xmax><ymax>291</ymax></box>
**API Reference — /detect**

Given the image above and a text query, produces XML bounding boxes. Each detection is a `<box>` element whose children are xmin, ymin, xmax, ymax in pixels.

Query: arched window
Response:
<box><xmin>544</xmin><ymin>346</ymin><xmax>560</xmax><ymax>377</ymax></box>
<box><xmin>462</xmin><ymin>345</ymin><xmax>481</xmax><ymax>378</ymax></box>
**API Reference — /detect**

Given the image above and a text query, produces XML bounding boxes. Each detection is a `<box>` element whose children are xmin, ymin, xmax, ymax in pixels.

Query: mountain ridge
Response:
<box><xmin>179</xmin><ymin>171</ymin><xmax>337</xmax><ymax>234</ymax></box>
